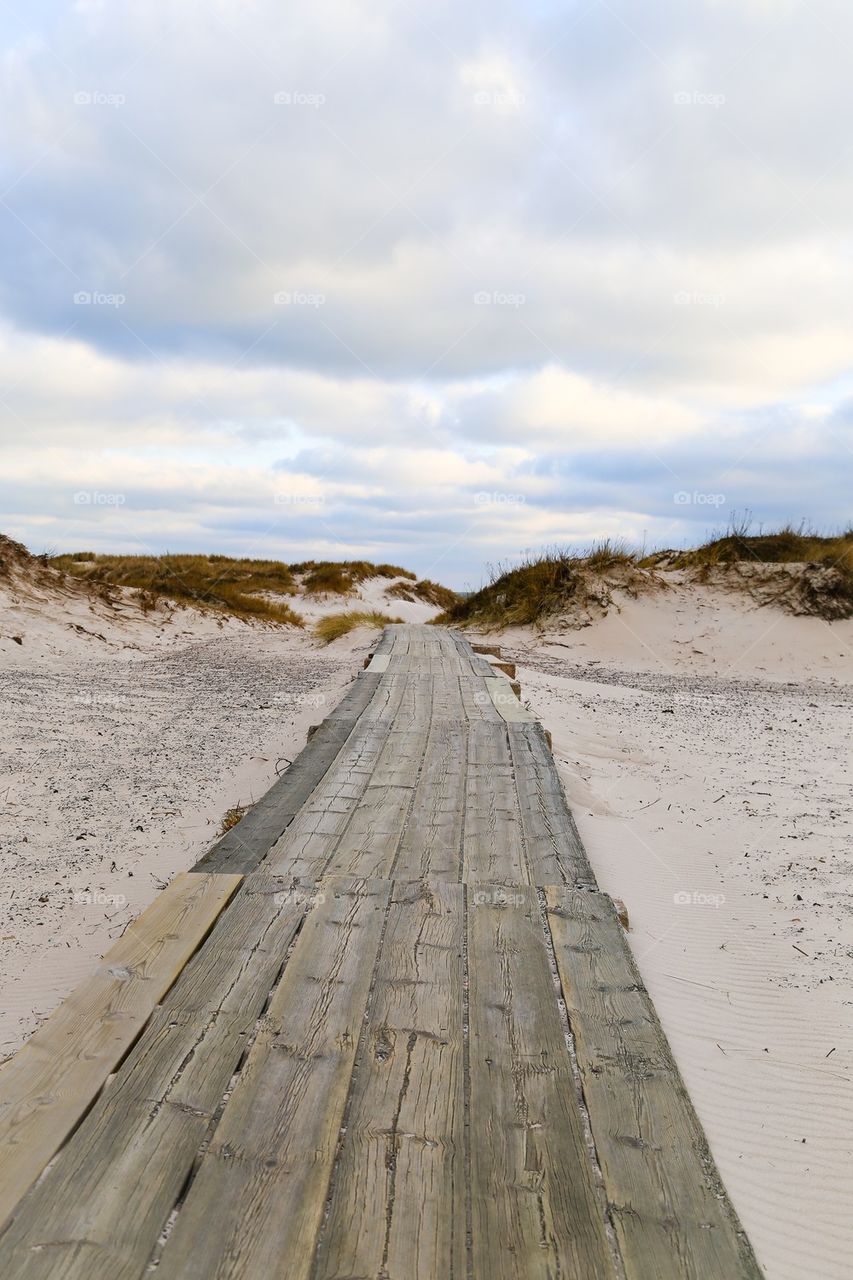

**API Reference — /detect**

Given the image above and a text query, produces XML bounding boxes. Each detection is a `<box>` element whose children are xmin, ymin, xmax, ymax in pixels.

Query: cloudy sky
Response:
<box><xmin>1</xmin><ymin>0</ymin><xmax>850</xmax><ymax>586</ymax></box>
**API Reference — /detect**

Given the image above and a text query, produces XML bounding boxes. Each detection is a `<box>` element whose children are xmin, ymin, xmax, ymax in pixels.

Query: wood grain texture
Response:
<box><xmin>467</xmin><ymin>883</ymin><xmax>615</xmax><ymax>1279</ymax></box>
<box><xmin>508</xmin><ymin>722</ymin><xmax>596</xmax><ymax>887</ymax></box>
<box><xmin>194</xmin><ymin>675</ymin><xmax>381</xmax><ymax>873</ymax></box>
<box><xmin>315</xmin><ymin>880</ymin><xmax>465</xmax><ymax>1280</ymax></box>
<box><xmin>155</xmin><ymin>877</ymin><xmax>391</xmax><ymax>1280</ymax></box>
<box><xmin>463</xmin><ymin>722</ymin><xmax>528</xmax><ymax>882</ymax></box>
<box><xmin>0</xmin><ymin>883</ymin><xmax>314</xmax><ymax>1279</ymax></box>
<box><xmin>544</xmin><ymin>887</ymin><xmax>763</xmax><ymax>1280</ymax></box>
<box><xmin>0</xmin><ymin>872</ymin><xmax>241</xmax><ymax>1234</ymax></box>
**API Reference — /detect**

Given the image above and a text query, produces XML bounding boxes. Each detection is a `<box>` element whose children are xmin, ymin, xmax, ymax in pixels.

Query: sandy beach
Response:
<box><xmin>2</xmin><ymin>558</ymin><xmax>851</xmax><ymax>1279</ymax></box>
<box><xmin>487</xmin><ymin>580</ymin><xmax>853</xmax><ymax>1280</ymax></box>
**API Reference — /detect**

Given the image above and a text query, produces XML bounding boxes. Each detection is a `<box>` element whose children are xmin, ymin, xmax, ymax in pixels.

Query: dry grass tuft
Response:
<box><xmin>52</xmin><ymin>553</ymin><xmax>305</xmax><ymax>625</ymax></box>
<box><xmin>438</xmin><ymin>541</ymin><xmax>652</xmax><ymax>630</ymax></box>
<box><xmin>643</xmin><ymin>519</ymin><xmax>853</xmax><ymax>619</ymax></box>
<box><xmin>219</xmin><ymin>803</ymin><xmax>249</xmax><ymax>834</ymax></box>
<box><xmin>314</xmin><ymin>610</ymin><xmax>403</xmax><ymax>644</ymax></box>
<box><xmin>385</xmin><ymin>578</ymin><xmax>460</xmax><ymax>610</ymax></box>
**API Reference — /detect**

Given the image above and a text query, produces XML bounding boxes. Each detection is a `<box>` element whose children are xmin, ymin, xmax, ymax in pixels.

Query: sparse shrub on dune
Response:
<box><xmin>315</xmin><ymin>610</ymin><xmax>403</xmax><ymax>644</ymax></box>
<box><xmin>52</xmin><ymin>553</ymin><xmax>304</xmax><ymax>625</ymax></box>
<box><xmin>385</xmin><ymin>578</ymin><xmax>460</xmax><ymax>610</ymax></box>
<box><xmin>438</xmin><ymin>542</ymin><xmax>651</xmax><ymax>630</ymax></box>
<box><xmin>642</xmin><ymin>519</ymin><xmax>853</xmax><ymax>620</ymax></box>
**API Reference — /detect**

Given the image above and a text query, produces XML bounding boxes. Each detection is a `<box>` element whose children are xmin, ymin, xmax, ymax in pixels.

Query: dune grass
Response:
<box><xmin>314</xmin><ymin>610</ymin><xmax>403</xmax><ymax>644</ymax></box>
<box><xmin>385</xmin><ymin>578</ymin><xmax>460</xmax><ymax>610</ymax></box>
<box><xmin>52</xmin><ymin>553</ymin><xmax>305</xmax><ymax>625</ymax></box>
<box><xmin>438</xmin><ymin>540</ymin><xmax>643</xmax><ymax>629</ymax></box>
<box><xmin>293</xmin><ymin>560</ymin><xmax>417</xmax><ymax>595</ymax></box>
<box><xmin>441</xmin><ymin>523</ymin><xmax>853</xmax><ymax>629</ymax></box>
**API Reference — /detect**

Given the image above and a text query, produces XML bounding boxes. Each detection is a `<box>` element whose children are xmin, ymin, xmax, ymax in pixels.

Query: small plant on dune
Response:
<box><xmin>315</xmin><ymin>611</ymin><xmax>404</xmax><ymax>644</ymax></box>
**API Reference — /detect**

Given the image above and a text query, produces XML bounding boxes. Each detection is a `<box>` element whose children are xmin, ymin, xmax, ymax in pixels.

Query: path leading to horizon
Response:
<box><xmin>0</xmin><ymin>625</ymin><xmax>761</xmax><ymax>1278</ymax></box>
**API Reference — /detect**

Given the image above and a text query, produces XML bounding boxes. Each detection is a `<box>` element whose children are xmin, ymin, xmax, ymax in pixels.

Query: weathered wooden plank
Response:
<box><xmin>323</xmin><ymin>681</ymin><xmax>432</xmax><ymax>878</ymax></box>
<box><xmin>508</xmin><ymin>723</ymin><xmax>596</xmax><ymax>887</ymax></box>
<box><xmin>544</xmin><ymin>888</ymin><xmax>762</xmax><ymax>1280</ymax></box>
<box><xmin>0</xmin><ymin>872</ymin><xmax>241</xmax><ymax>1234</ymax></box>
<box><xmin>394</xmin><ymin>714</ymin><xmax>466</xmax><ymax>881</ymax></box>
<box><xmin>263</xmin><ymin>678</ymin><xmax>408</xmax><ymax>878</ymax></box>
<box><xmin>467</xmin><ymin>883</ymin><xmax>616</xmax><ymax>1279</ymax></box>
<box><xmin>315</xmin><ymin>880</ymin><xmax>465</xmax><ymax>1280</ymax></box>
<box><xmin>463</xmin><ymin>722</ymin><xmax>528</xmax><ymax>882</ymax></box>
<box><xmin>194</xmin><ymin>675</ymin><xmax>381</xmax><ymax>873</ymax></box>
<box><xmin>155</xmin><ymin>877</ymin><xmax>391</xmax><ymax>1280</ymax></box>
<box><xmin>458</xmin><ymin>675</ymin><xmax>503</xmax><ymax>723</ymax></box>
<box><xmin>485</xmin><ymin>675</ymin><xmax>533</xmax><ymax>722</ymax></box>
<box><xmin>0</xmin><ymin>881</ymin><xmax>311</xmax><ymax>1279</ymax></box>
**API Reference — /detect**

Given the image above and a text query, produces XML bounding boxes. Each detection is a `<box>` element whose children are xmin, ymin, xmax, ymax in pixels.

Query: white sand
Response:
<box><xmin>0</xmin><ymin>566</ymin><xmax>424</xmax><ymax>1056</ymax></box>
<box><xmin>488</xmin><ymin>578</ymin><xmax>853</xmax><ymax>1280</ymax></box>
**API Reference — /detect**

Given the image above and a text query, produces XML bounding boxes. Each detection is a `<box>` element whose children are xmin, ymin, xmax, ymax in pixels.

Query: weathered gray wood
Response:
<box><xmin>463</xmin><ymin>722</ymin><xmax>528</xmax><ymax>882</ymax></box>
<box><xmin>394</xmin><ymin>713</ymin><xmax>466</xmax><ymax>881</ymax></box>
<box><xmin>0</xmin><ymin>886</ymin><xmax>309</xmax><ymax>1280</ymax></box>
<box><xmin>194</xmin><ymin>674</ymin><xmax>381</xmax><ymax>873</ymax></box>
<box><xmin>544</xmin><ymin>888</ymin><xmax>763</xmax><ymax>1280</ymax></box>
<box><xmin>508</xmin><ymin>722</ymin><xmax>597</xmax><ymax>887</ymax></box>
<box><xmin>155</xmin><ymin>877</ymin><xmax>391</xmax><ymax>1280</ymax></box>
<box><xmin>0</xmin><ymin>873</ymin><xmax>240</xmax><ymax>1235</ymax></box>
<box><xmin>467</xmin><ymin>883</ymin><xmax>615</xmax><ymax>1278</ymax></box>
<box><xmin>315</xmin><ymin>880</ymin><xmax>465</xmax><ymax>1280</ymax></box>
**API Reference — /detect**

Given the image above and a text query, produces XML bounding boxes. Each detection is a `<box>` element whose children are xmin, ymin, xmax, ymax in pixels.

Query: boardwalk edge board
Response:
<box><xmin>0</xmin><ymin>871</ymin><xmax>242</xmax><ymax>1234</ymax></box>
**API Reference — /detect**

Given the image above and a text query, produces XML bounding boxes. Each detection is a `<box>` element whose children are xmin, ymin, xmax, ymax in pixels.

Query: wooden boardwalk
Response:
<box><xmin>0</xmin><ymin>625</ymin><xmax>762</xmax><ymax>1279</ymax></box>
